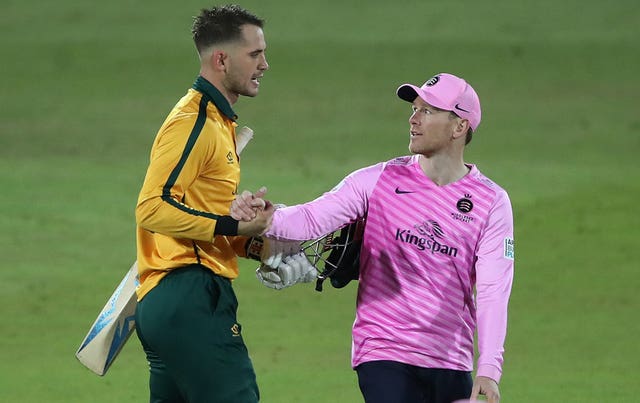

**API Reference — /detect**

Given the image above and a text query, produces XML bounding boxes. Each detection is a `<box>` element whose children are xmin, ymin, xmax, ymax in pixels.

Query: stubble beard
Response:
<box><xmin>224</xmin><ymin>72</ymin><xmax>258</xmax><ymax>99</ymax></box>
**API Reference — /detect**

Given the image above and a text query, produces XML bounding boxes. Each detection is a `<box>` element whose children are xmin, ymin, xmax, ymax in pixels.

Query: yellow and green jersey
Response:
<box><xmin>135</xmin><ymin>76</ymin><xmax>248</xmax><ymax>300</ymax></box>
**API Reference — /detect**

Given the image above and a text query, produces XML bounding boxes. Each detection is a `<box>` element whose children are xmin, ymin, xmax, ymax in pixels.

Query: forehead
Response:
<box><xmin>412</xmin><ymin>96</ymin><xmax>436</xmax><ymax>109</ymax></box>
<box><xmin>238</xmin><ymin>24</ymin><xmax>266</xmax><ymax>49</ymax></box>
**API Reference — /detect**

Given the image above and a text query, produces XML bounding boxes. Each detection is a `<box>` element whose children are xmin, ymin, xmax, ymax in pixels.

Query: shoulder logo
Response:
<box><xmin>391</xmin><ymin>156</ymin><xmax>413</xmax><ymax>165</ymax></box>
<box><xmin>504</xmin><ymin>237</ymin><xmax>515</xmax><ymax>260</ymax></box>
<box><xmin>395</xmin><ymin>187</ymin><xmax>414</xmax><ymax>194</ymax></box>
<box><xmin>454</xmin><ymin>103</ymin><xmax>470</xmax><ymax>113</ymax></box>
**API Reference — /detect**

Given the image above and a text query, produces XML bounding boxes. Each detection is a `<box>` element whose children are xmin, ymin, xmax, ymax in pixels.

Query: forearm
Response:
<box><xmin>136</xmin><ymin>196</ymin><xmax>238</xmax><ymax>242</ymax></box>
<box><xmin>265</xmin><ymin>167</ymin><xmax>376</xmax><ymax>241</ymax></box>
<box><xmin>266</xmin><ymin>202</ymin><xmax>354</xmax><ymax>241</ymax></box>
<box><xmin>475</xmin><ymin>275</ymin><xmax>513</xmax><ymax>382</ymax></box>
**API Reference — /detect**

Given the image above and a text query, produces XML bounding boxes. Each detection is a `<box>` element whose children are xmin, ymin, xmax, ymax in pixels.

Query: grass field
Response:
<box><xmin>1</xmin><ymin>0</ymin><xmax>639</xmax><ymax>401</ymax></box>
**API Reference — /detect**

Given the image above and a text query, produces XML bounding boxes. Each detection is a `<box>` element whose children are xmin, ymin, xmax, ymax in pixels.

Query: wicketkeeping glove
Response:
<box><xmin>255</xmin><ymin>252</ymin><xmax>318</xmax><ymax>290</ymax></box>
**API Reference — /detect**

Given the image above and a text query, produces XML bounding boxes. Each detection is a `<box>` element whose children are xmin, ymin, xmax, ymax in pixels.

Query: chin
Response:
<box><xmin>408</xmin><ymin>143</ymin><xmax>421</xmax><ymax>154</ymax></box>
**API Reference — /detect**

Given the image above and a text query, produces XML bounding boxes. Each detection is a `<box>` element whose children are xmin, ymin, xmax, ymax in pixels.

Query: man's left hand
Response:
<box><xmin>470</xmin><ymin>376</ymin><xmax>500</xmax><ymax>403</ymax></box>
<box><xmin>255</xmin><ymin>252</ymin><xmax>318</xmax><ymax>290</ymax></box>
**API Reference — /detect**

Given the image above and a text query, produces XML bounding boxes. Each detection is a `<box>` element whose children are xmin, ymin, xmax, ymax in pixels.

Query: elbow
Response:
<box><xmin>136</xmin><ymin>198</ymin><xmax>160</xmax><ymax>231</ymax></box>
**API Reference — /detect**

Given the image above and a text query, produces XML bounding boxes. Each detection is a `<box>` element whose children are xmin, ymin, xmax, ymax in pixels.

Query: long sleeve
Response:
<box><xmin>265</xmin><ymin>163</ymin><xmax>384</xmax><ymax>241</ymax></box>
<box><xmin>474</xmin><ymin>190</ymin><xmax>515</xmax><ymax>382</ymax></box>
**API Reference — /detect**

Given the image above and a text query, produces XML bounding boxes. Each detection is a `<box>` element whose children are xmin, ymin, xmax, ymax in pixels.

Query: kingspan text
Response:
<box><xmin>395</xmin><ymin>229</ymin><xmax>458</xmax><ymax>257</ymax></box>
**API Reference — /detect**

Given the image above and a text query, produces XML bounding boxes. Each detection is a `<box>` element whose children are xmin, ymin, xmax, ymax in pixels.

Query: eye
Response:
<box><xmin>412</xmin><ymin>106</ymin><xmax>432</xmax><ymax>115</ymax></box>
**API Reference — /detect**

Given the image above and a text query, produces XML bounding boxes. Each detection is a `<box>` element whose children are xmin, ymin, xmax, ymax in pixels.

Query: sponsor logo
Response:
<box><xmin>231</xmin><ymin>323</ymin><xmax>241</xmax><ymax>337</ymax></box>
<box><xmin>425</xmin><ymin>76</ymin><xmax>440</xmax><ymax>86</ymax></box>
<box><xmin>395</xmin><ymin>187</ymin><xmax>414</xmax><ymax>194</ymax></box>
<box><xmin>504</xmin><ymin>237</ymin><xmax>515</xmax><ymax>259</ymax></box>
<box><xmin>395</xmin><ymin>220</ymin><xmax>458</xmax><ymax>257</ymax></box>
<box><xmin>226</xmin><ymin>151</ymin><xmax>234</xmax><ymax>164</ymax></box>
<box><xmin>454</xmin><ymin>103</ymin><xmax>470</xmax><ymax>113</ymax></box>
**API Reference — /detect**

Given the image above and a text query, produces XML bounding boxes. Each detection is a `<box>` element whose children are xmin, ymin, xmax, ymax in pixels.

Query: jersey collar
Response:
<box><xmin>192</xmin><ymin>76</ymin><xmax>238</xmax><ymax>121</ymax></box>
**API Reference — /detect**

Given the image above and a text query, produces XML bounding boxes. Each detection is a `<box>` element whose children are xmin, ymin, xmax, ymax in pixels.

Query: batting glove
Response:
<box><xmin>261</xmin><ymin>238</ymin><xmax>302</xmax><ymax>268</ymax></box>
<box><xmin>256</xmin><ymin>252</ymin><xmax>318</xmax><ymax>290</ymax></box>
<box><xmin>245</xmin><ymin>236</ymin><xmax>302</xmax><ymax>267</ymax></box>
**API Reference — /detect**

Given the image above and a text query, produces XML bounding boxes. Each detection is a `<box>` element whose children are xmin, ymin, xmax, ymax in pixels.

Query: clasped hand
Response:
<box><xmin>232</xmin><ymin>187</ymin><xmax>318</xmax><ymax>290</ymax></box>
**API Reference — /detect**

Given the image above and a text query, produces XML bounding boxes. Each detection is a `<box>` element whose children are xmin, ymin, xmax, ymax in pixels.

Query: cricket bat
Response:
<box><xmin>75</xmin><ymin>262</ymin><xmax>138</xmax><ymax>375</ymax></box>
<box><xmin>75</xmin><ymin>127</ymin><xmax>254</xmax><ymax>375</ymax></box>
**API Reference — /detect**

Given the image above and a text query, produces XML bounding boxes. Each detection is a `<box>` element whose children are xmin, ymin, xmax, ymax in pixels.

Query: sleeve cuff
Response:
<box><xmin>476</xmin><ymin>364</ymin><xmax>502</xmax><ymax>384</ymax></box>
<box><xmin>214</xmin><ymin>216</ymin><xmax>239</xmax><ymax>236</ymax></box>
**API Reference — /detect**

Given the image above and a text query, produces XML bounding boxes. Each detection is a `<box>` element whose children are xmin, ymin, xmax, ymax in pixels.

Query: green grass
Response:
<box><xmin>1</xmin><ymin>0</ymin><xmax>639</xmax><ymax>401</ymax></box>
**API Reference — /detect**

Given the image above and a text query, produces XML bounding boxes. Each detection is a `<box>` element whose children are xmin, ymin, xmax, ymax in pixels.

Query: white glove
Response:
<box><xmin>261</xmin><ymin>238</ymin><xmax>302</xmax><ymax>268</ymax></box>
<box><xmin>253</xmin><ymin>203</ymin><xmax>301</xmax><ymax>267</ymax></box>
<box><xmin>256</xmin><ymin>252</ymin><xmax>318</xmax><ymax>290</ymax></box>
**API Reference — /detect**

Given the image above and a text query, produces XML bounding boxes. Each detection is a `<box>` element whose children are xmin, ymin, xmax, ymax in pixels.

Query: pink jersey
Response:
<box><xmin>265</xmin><ymin>155</ymin><xmax>514</xmax><ymax>382</ymax></box>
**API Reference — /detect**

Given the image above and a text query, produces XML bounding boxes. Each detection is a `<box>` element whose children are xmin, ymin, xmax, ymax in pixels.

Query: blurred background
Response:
<box><xmin>1</xmin><ymin>0</ymin><xmax>639</xmax><ymax>401</ymax></box>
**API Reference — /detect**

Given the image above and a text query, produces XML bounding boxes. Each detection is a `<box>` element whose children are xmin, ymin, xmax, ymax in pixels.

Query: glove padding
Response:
<box><xmin>261</xmin><ymin>238</ymin><xmax>301</xmax><ymax>268</ymax></box>
<box><xmin>252</xmin><ymin>204</ymin><xmax>301</xmax><ymax>267</ymax></box>
<box><xmin>244</xmin><ymin>235</ymin><xmax>302</xmax><ymax>267</ymax></box>
<box><xmin>256</xmin><ymin>252</ymin><xmax>318</xmax><ymax>290</ymax></box>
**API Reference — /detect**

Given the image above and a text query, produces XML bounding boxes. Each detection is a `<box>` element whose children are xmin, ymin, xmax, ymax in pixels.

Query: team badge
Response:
<box><xmin>456</xmin><ymin>194</ymin><xmax>474</xmax><ymax>213</ymax></box>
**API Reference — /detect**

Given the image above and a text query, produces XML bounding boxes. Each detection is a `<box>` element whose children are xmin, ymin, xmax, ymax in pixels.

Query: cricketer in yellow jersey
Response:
<box><xmin>133</xmin><ymin>5</ymin><xmax>275</xmax><ymax>403</ymax></box>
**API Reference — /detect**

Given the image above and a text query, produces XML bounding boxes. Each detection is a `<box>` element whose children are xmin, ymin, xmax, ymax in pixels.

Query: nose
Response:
<box><xmin>409</xmin><ymin>110</ymin><xmax>419</xmax><ymax>125</ymax></box>
<box><xmin>259</xmin><ymin>54</ymin><xmax>269</xmax><ymax>71</ymax></box>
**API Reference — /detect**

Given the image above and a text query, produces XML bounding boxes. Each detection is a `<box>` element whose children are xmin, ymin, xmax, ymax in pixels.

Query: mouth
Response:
<box><xmin>251</xmin><ymin>75</ymin><xmax>262</xmax><ymax>86</ymax></box>
<box><xmin>410</xmin><ymin>130</ymin><xmax>421</xmax><ymax>137</ymax></box>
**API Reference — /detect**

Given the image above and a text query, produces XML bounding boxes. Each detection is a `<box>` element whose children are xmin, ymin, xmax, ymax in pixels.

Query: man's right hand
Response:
<box><xmin>237</xmin><ymin>203</ymin><xmax>274</xmax><ymax>236</ymax></box>
<box><xmin>232</xmin><ymin>187</ymin><xmax>268</xmax><ymax>221</ymax></box>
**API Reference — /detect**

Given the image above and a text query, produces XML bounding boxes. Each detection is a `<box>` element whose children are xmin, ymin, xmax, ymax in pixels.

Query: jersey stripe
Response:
<box><xmin>161</xmin><ymin>95</ymin><xmax>222</xmax><ymax>221</ymax></box>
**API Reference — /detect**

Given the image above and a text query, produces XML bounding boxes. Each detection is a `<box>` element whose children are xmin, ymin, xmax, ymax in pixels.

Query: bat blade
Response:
<box><xmin>75</xmin><ymin>262</ymin><xmax>138</xmax><ymax>376</ymax></box>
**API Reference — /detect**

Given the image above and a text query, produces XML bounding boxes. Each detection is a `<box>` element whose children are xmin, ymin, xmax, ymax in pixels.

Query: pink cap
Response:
<box><xmin>397</xmin><ymin>73</ymin><xmax>482</xmax><ymax>131</ymax></box>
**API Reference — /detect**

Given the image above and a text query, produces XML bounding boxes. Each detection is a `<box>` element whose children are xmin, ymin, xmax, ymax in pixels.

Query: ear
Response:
<box><xmin>452</xmin><ymin>118</ymin><xmax>470</xmax><ymax>140</ymax></box>
<box><xmin>209</xmin><ymin>49</ymin><xmax>228</xmax><ymax>73</ymax></box>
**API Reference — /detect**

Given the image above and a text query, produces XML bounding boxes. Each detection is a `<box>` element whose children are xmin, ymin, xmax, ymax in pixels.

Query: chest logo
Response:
<box><xmin>456</xmin><ymin>194</ymin><xmax>473</xmax><ymax>213</ymax></box>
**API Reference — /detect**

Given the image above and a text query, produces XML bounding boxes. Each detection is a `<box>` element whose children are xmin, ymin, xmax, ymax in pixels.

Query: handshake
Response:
<box><xmin>235</xmin><ymin>188</ymin><xmax>318</xmax><ymax>290</ymax></box>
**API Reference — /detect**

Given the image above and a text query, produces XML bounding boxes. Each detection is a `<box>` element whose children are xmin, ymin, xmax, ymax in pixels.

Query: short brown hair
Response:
<box><xmin>191</xmin><ymin>5</ymin><xmax>264</xmax><ymax>54</ymax></box>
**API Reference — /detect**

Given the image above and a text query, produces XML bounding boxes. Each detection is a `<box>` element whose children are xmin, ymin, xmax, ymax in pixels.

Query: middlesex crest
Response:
<box><xmin>456</xmin><ymin>194</ymin><xmax>474</xmax><ymax>213</ymax></box>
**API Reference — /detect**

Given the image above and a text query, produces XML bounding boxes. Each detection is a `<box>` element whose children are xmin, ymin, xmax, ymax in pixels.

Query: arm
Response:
<box><xmin>473</xmin><ymin>190</ymin><xmax>514</xmax><ymax>393</ymax></box>
<box><xmin>135</xmin><ymin>121</ymin><xmax>240</xmax><ymax>241</ymax></box>
<box><xmin>264</xmin><ymin>163</ymin><xmax>384</xmax><ymax>241</ymax></box>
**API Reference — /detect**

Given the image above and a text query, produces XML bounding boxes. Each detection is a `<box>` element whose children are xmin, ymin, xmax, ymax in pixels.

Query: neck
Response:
<box><xmin>418</xmin><ymin>154</ymin><xmax>469</xmax><ymax>186</ymax></box>
<box><xmin>199</xmin><ymin>70</ymin><xmax>238</xmax><ymax>105</ymax></box>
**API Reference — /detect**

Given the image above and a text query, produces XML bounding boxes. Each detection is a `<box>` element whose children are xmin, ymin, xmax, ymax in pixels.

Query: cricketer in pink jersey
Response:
<box><xmin>234</xmin><ymin>73</ymin><xmax>514</xmax><ymax>403</ymax></box>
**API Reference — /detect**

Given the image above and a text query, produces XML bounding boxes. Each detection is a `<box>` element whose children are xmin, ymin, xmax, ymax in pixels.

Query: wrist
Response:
<box><xmin>214</xmin><ymin>216</ymin><xmax>239</xmax><ymax>236</ymax></box>
<box><xmin>245</xmin><ymin>237</ymin><xmax>264</xmax><ymax>261</ymax></box>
